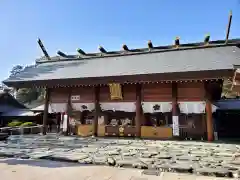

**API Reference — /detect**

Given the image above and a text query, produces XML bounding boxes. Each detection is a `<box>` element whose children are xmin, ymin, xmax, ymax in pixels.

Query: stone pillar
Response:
<box><xmin>172</xmin><ymin>82</ymin><xmax>179</xmax><ymax>136</ymax></box>
<box><xmin>93</xmin><ymin>86</ymin><xmax>100</xmax><ymax>136</ymax></box>
<box><xmin>42</xmin><ymin>88</ymin><xmax>50</xmax><ymax>135</ymax></box>
<box><xmin>135</xmin><ymin>84</ymin><xmax>142</xmax><ymax>137</ymax></box>
<box><xmin>205</xmin><ymin>99</ymin><xmax>214</xmax><ymax>141</ymax></box>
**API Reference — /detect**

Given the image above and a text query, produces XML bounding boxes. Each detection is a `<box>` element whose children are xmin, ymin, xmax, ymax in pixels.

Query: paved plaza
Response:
<box><xmin>1</xmin><ymin>135</ymin><xmax>240</xmax><ymax>179</ymax></box>
<box><xmin>0</xmin><ymin>159</ymin><xmax>234</xmax><ymax>180</ymax></box>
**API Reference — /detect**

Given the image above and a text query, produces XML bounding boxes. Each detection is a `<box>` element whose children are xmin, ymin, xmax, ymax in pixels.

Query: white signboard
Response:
<box><xmin>172</xmin><ymin>116</ymin><xmax>179</xmax><ymax>136</ymax></box>
<box><xmin>71</xmin><ymin>95</ymin><xmax>80</xmax><ymax>101</ymax></box>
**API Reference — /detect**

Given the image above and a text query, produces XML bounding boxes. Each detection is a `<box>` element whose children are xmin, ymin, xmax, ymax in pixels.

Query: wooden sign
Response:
<box><xmin>108</xmin><ymin>83</ymin><xmax>123</xmax><ymax>100</ymax></box>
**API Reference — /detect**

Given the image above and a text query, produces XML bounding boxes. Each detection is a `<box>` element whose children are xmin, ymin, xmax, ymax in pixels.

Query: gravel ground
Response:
<box><xmin>0</xmin><ymin>135</ymin><xmax>240</xmax><ymax>178</ymax></box>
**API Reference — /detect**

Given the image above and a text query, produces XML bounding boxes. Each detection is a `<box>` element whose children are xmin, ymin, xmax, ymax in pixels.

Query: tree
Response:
<box><xmin>9</xmin><ymin>65</ymin><xmax>24</xmax><ymax>77</ymax></box>
<box><xmin>9</xmin><ymin>65</ymin><xmax>44</xmax><ymax>104</ymax></box>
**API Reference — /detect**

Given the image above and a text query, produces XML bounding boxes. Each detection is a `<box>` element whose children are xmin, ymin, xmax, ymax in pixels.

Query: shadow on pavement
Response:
<box><xmin>0</xmin><ymin>158</ymin><xmax>85</xmax><ymax>168</ymax></box>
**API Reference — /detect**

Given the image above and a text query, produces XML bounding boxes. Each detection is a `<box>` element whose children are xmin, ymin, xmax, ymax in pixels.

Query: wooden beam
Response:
<box><xmin>225</xmin><ymin>10</ymin><xmax>232</xmax><ymax>44</ymax></box>
<box><xmin>37</xmin><ymin>38</ymin><xmax>51</xmax><ymax>60</ymax></box>
<box><xmin>122</xmin><ymin>44</ymin><xmax>129</xmax><ymax>51</ymax></box>
<box><xmin>148</xmin><ymin>40</ymin><xmax>153</xmax><ymax>49</ymax></box>
<box><xmin>135</xmin><ymin>84</ymin><xmax>142</xmax><ymax>137</ymax></box>
<box><xmin>174</xmin><ymin>37</ymin><xmax>180</xmax><ymax>48</ymax></box>
<box><xmin>93</xmin><ymin>86</ymin><xmax>100</xmax><ymax>136</ymax></box>
<box><xmin>42</xmin><ymin>88</ymin><xmax>50</xmax><ymax>135</ymax></box>
<box><xmin>204</xmin><ymin>34</ymin><xmax>210</xmax><ymax>45</ymax></box>
<box><xmin>98</xmin><ymin>46</ymin><xmax>107</xmax><ymax>53</ymax></box>
<box><xmin>57</xmin><ymin>51</ymin><xmax>67</xmax><ymax>57</ymax></box>
<box><xmin>77</xmin><ymin>48</ymin><xmax>86</xmax><ymax>55</ymax></box>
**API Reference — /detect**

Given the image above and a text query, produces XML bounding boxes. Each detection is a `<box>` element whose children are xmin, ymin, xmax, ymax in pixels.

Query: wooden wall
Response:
<box><xmin>50</xmin><ymin>87</ymin><xmax>94</xmax><ymax>103</ymax></box>
<box><xmin>49</xmin><ymin>82</ymin><xmax>207</xmax><ymax>103</ymax></box>
<box><xmin>142</xmin><ymin>83</ymin><xmax>172</xmax><ymax>102</ymax></box>
<box><xmin>50</xmin><ymin>88</ymin><xmax>69</xmax><ymax>103</ymax></box>
<box><xmin>178</xmin><ymin>82</ymin><xmax>205</xmax><ymax>101</ymax></box>
<box><xmin>141</xmin><ymin>82</ymin><xmax>205</xmax><ymax>102</ymax></box>
<box><xmin>71</xmin><ymin>87</ymin><xmax>94</xmax><ymax>103</ymax></box>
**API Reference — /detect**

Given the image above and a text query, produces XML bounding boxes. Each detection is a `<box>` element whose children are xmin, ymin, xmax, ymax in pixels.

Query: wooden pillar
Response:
<box><xmin>93</xmin><ymin>86</ymin><xmax>100</xmax><ymax>136</ymax></box>
<box><xmin>205</xmin><ymin>99</ymin><xmax>214</xmax><ymax>141</ymax></box>
<box><xmin>42</xmin><ymin>88</ymin><xmax>50</xmax><ymax>135</ymax></box>
<box><xmin>65</xmin><ymin>91</ymin><xmax>71</xmax><ymax>136</ymax></box>
<box><xmin>172</xmin><ymin>82</ymin><xmax>179</xmax><ymax>136</ymax></box>
<box><xmin>135</xmin><ymin>84</ymin><xmax>142</xmax><ymax>137</ymax></box>
<box><xmin>204</xmin><ymin>82</ymin><xmax>214</xmax><ymax>141</ymax></box>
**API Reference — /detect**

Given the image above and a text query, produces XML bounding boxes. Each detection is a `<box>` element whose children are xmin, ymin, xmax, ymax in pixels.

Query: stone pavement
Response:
<box><xmin>1</xmin><ymin>135</ymin><xmax>240</xmax><ymax>178</ymax></box>
<box><xmin>0</xmin><ymin>158</ymin><xmax>233</xmax><ymax>180</ymax></box>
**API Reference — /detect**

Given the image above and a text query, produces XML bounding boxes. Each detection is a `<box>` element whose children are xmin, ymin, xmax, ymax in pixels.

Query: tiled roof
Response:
<box><xmin>3</xmin><ymin>39</ymin><xmax>240</xmax><ymax>87</ymax></box>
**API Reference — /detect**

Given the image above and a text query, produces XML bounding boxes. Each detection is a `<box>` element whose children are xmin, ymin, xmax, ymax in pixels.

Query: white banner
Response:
<box><xmin>63</xmin><ymin>114</ymin><xmax>68</xmax><ymax>132</ymax></box>
<box><xmin>172</xmin><ymin>116</ymin><xmax>179</xmax><ymax>136</ymax></box>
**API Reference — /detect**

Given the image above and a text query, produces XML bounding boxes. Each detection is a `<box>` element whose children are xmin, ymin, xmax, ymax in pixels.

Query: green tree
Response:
<box><xmin>9</xmin><ymin>65</ymin><xmax>24</xmax><ymax>77</ymax></box>
<box><xmin>9</xmin><ymin>65</ymin><xmax>44</xmax><ymax>104</ymax></box>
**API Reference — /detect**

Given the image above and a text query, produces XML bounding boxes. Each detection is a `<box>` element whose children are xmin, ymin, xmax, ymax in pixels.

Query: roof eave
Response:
<box><xmin>3</xmin><ymin>69</ymin><xmax>234</xmax><ymax>88</ymax></box>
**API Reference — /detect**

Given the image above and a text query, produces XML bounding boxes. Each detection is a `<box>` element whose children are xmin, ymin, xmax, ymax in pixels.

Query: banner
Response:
<box><xmin>172</xmin><ymin>116</ymin><xmax>179</xmax><ymax>136</ymax></box>
<box><xmin>63</xmin><ymin>114</ymin><xmax>68</xmax><ymax>132</ymax></box>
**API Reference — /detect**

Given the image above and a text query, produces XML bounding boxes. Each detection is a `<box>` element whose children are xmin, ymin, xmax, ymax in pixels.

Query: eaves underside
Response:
<box><xmin>4</xmin><ymin>69</ymin><xmax>234</xmax><ymax>88</ymax></box>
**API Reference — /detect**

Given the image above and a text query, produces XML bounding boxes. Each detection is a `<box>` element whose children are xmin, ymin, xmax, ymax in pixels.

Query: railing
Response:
<box><xmin>0</xmin><ymin>125</ymin><xmax>43</xmax><ymax>135</ymax></box>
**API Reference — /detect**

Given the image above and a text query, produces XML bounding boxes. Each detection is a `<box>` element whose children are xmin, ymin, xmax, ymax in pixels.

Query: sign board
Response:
<box><xmin>172</xmin><ymin>116</ymin><xmax>179</xmax><ymax>136</ymax></box>
<box><xmin>71</xmin><ymin>95</ymin><xmax>80</xmax><ymax>101</ymax></box>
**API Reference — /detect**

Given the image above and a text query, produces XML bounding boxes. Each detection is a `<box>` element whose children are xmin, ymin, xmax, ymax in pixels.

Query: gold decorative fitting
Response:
<box><xmin>109</xmin><ymin>83</ymin><xmax>123</xmax><ymax>100</ymax></box>
<box><xmin>119</xmin><ymin>126</ymin><xmax>124</xmax><ymax>133</ymax></box>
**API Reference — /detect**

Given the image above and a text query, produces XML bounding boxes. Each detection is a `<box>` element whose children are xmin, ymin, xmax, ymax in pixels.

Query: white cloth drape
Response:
<box><xmin>100</xmin><ymin>102</ymin><xmax>136</xmax><ymax>112</ymax></box>
<box><xmin>178</xmin><ymin>101</ymin><xmax>218</xmax><ymax>114</ymax></box>
<box><xmin>178</xmin><ymin>101</ymin><xmax>206</xmax><ymax>114</ymax></box>
<box><xmin>71</xmin><ymin>103</ymin><xmax>95</xmax><ymax>112</ymax></box>
<box><xmin>142</xmin><ymin>102</ymin><xmax>172</xmax><ymax>113</ymax></box>
<box><xmin>49</xmin><ymin>103</ymin><xmax>67</xmax><ymax>113</ymax></box>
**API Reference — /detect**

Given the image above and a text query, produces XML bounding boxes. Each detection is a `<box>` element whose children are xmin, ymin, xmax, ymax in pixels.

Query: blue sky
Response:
<box><xmin>0</xmin><ymin>0</ymin><xmax>240</xmax><ymax>81</ymax></box>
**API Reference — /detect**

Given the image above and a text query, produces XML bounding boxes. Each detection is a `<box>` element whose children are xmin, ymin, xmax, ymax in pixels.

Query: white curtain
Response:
<box><xmin>179</xmin><ymin>101</ymin><xmax>206</xmax><ymax>114</ymax></box>
<box><xmin>179</xmin><ymin>101</ymin><xmax>218</xmax><ymax>114</ymax></box>
<box><xmin>49</xmin><ymin>103</ymin><xmax>67</xmax><ymax>113</ymax></box>
<box><xmin>71</xmin><ymin>103</ymin><xmax>95</xmax><ymax>112</ymax></box>
<box><xmin>142</xmin><ymin>102</ymin><xmax>172</xmax><ymax>113</ymax></box>
<box><xmin>100</xmin><ymin>102</ymin><xmax>136</xmax><ymax>112</ymax></box>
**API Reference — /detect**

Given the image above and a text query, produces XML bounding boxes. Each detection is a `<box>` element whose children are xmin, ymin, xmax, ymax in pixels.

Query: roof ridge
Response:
<box><xmin>36</xmin><ymin>38</ymin><xmax>240</xmax><ymax>64</ymax></box>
